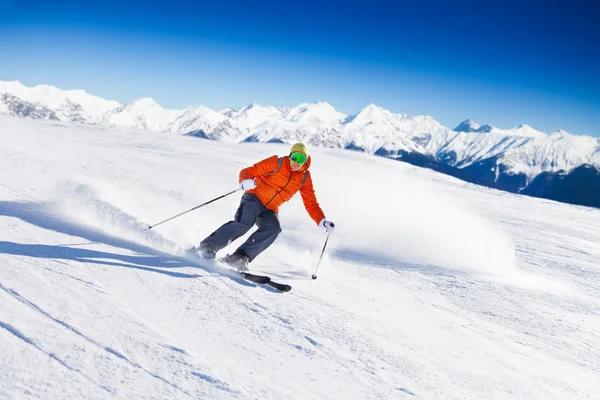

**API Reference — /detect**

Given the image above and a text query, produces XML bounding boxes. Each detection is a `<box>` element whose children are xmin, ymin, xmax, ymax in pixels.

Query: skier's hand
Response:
<box><xmin>319</xmin><ymin>218</ymin><xmax>335</xmax><ymax>234</ymax></box>
<box><xmin>240</xmin><ymin>179</ymin><xmax>256</xmax><ymax>190</ymax></box>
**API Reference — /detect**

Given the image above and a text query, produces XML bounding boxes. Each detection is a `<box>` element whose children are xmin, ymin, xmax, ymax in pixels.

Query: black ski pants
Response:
<box><xmin>200</xmin><ymin>193</ymin><xmax>282</xmax><ymax>261</ymax></box>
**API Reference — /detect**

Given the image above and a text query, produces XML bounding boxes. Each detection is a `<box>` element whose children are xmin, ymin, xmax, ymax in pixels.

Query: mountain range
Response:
<box><xmin>2</xmin><ymin>80</ymin><xmax>599</xmax><ymax>208</ymax></box>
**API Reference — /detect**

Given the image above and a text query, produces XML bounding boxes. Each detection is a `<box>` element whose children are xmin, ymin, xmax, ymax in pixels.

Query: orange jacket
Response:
<box><xmin>239</xmin><ymin>155</ymin><xmax>326</xmax><ymax>225</ymax></box>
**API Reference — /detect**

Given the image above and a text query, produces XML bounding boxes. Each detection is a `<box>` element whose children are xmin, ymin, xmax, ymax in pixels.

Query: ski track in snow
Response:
<box><xmin>0</xmin><ymin>282</ymin><xmax>196</xmax><ymax>398</ymax></box>
<box><xmin>0</xmin><ymin>115</ymin><xmax>599</xmax><ymax>399</ymax></box>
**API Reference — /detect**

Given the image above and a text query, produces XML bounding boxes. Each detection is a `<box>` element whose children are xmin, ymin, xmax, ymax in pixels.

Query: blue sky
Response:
<box><xmin>1</xmin><ymin>0</ymin><xmax>599</xmax><ymax>136</ymax></box>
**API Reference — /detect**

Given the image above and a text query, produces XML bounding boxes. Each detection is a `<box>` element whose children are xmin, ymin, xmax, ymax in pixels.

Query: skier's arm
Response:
<box><xmin>299</xmin><ymin>172</ymin><xmax>326</xmax><ymax>225</ymax></box>
<box><xmin>239</xmin><ymin>155</ymin><xmax>280</xmax><ymax>182</ymax></box>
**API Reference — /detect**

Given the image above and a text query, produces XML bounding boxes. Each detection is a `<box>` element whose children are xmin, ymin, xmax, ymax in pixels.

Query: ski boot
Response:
<box><xmin>221</xmin><ymin>249</ymin><xmax>251</xmax><ymax>273</ymax></box>
<box><xmin>189</xmin><ymin>244</ymin><xmax>217</xmax><ymax>260</ymax></box>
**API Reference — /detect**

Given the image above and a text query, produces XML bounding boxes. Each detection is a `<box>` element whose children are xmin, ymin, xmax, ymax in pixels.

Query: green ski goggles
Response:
<box><xmin>290</xmin><ymin>152</ymin><xmax>308</xmax><ymax>164</ymax></box>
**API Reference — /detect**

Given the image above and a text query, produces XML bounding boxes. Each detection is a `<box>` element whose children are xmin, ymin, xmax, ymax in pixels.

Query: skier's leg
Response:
<box><xmin>199</xmin><ymin>194</ymin><xmax>258</xmax><ymax>254</ymax></box>
<box><xmin>237</xmin><ymin>209</ymin><xmax>282</xmax><ymax>262</ymax></box>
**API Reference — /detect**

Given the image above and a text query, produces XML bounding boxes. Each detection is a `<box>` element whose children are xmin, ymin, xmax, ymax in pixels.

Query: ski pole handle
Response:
<box><xmin>311</xmin><ymin>233</ymin><xmax>330</xmax><ymax>280</ymax></box>
<box><xmin>146</xmin><ymin>188</ymin><xmax>241</xmax><ymax>230</ymax></box>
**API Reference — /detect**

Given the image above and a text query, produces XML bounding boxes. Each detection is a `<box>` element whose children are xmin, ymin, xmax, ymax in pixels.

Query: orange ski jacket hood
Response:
<box><xmin>239</xmin><ymin>155</ymin><xmax>326</xmax><ymax>225</ymax></box>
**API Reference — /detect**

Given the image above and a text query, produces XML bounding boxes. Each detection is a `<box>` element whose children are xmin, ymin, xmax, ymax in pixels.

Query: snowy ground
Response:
<box><xmin>1</xmin><ymin>115</ymin><xmax>599</xmax><ymax>399</ymax></box>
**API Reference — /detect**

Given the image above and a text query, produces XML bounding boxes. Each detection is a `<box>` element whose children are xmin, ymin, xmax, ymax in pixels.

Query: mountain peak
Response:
<box><xmin>357</xmin><ymin>103</ymin><xmax>390</xmax><ymax>116</ymax></box>
<box><xmin>549</xmin><ymin>129</ymin><xmax>571</xmax><ymax>139</ymax></box>
<box><xmin>476</xmin><ymin>124</ymin><xmax>495</xmax><ymax>133</ymax></box>
<box><xmin>362</xmin><ymin>103</ymin><xmax>383</xmax><ymax>111</ymax></box>
<box><xmin>135</xmin><ymin>97</ymin><xmax>159</xmax><ymax>106</ymax></box>
<box><xmin>287</xmin><ymin>101</ymin><xmax>346</xmax><ymax>124</ymax></box>
<box><xmin>242</xmin><ymin>102</ymin><xmax>262</xmax><ymax>111</ymax></box>
<box><xmin>509</xmin><ymin>124</ymin><xmax>546</xmax><ymax>137</ymax></box>
<box><xmin>344</xmin><ymin>104</ymin><xmax>390</xmax><ymax>125</ymax></box>
<box><xmin>124</xmin><ymin>97</ymin><xmax>160</xmax><ymax>110</ymax></box>
<box><xmin>454</xmin><ymin>119</ymin><xmax>481</xmax><ymax>132</ymax></box>
<box><xmin>0</xmin><ymin>80</ymin><xmax>25</xmax><ymax>90</ymax></box>
<box><xmin>299</xmin><ymin>101</ymin><xmax>335</xmax><ymax>110</ymax></box>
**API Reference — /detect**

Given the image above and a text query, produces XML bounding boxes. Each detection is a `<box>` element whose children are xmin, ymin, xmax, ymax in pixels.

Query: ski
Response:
<box><xmin>240</xmin><ymin>272</ymin><xmax>271</xmax><ymax>284</ymax></box>
<box><xmin>241</xmin><ymin>272</ymin><xmax>291</xmax><ymax>292</ymax></box>
<box><xmin>266</xmin><ymin>281</ymin><xmax>292</xmax><ymax>292</ymax></box>
<box><xmin>184</xmin><ymin>250</ymin><xmax>291</xmax><ymax>292</ymax></box>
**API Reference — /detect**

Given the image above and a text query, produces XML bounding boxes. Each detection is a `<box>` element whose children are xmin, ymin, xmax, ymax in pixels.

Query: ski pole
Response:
<box><xmin>146</xmin><ymin>188</ymin><xmax>241</xmax><ymax>230</ymax></box>
<box><xmin>311</xmin><ymin>233</ymin><xmax>330</xmax><ymax>280</ymax></box>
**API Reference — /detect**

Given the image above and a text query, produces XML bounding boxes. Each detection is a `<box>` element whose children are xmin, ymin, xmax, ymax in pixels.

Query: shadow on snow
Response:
<box><xmin>0</xmin><ymin>200</ymin><xmax>256</xmax><ymax>287</ymax></box>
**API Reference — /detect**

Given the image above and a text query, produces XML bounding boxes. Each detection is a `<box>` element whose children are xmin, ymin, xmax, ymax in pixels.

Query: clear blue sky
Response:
<box><xmin>1</xmin><ymin>0</ymin><xmax>599</xmax><ymax>136</ymax></box>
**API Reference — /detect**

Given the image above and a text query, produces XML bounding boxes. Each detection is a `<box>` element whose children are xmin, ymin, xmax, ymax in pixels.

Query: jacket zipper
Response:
<box><xmin>265</xmin><ymin>172</ymin><xmax>293</xmax><ymax>207</ymax></box>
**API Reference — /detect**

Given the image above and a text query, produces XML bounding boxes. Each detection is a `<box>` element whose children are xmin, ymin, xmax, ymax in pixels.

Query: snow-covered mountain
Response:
<box><xmin>0</xmin><ymin>80</ymin><xmax>120</xmax><ymax>122</ymax></box>
<box><xmin>341</xmin><ymin>104</ymin><xmax>440</xmax><ymax>153</ymax></box>
<box><xmin>454</xmin><ymin>119</ymin><xmax>546</xmax><ymax>138</ymax></box>
<box><xmin>454</xmin><ymin>118</ymin><xmax>481</xmax><ymax>133</ymax></box>
<box><xmin>99</xmin><ymin>97</ymin><xmax>186</xmax><ymax>131</ymax></box>
<box><xmin>2</xmin><ymin>80</ymin><xmax>599</xmax><ymax>208</ymax></box>
<box><xmin>505</xmin><ymin>124</ymin><xmax>547</xmax><ymax>138</ymax></box>
<box><xmin>0</xmin><ymin>93</ymin><xmax>60</xmax><ymax>121</ymax></box>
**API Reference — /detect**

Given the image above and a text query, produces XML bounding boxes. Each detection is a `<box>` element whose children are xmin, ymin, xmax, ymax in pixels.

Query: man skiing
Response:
<box><xmin>193</xmin><ymin>143</ymin><xmax>335</xmax><ymax>272</ymax></box>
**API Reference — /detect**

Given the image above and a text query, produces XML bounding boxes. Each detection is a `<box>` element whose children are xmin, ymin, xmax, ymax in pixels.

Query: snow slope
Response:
<box><xmin>1</xmin><ymin>115</ymin><xmax>599</xmax><ymax>399</ymax></box>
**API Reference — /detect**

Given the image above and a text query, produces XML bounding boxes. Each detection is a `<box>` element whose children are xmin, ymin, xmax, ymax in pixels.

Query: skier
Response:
<box><xmin>192</xmin><ymin>143</ymin><xmax>335</xmax><ymax>272</ymax></box>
